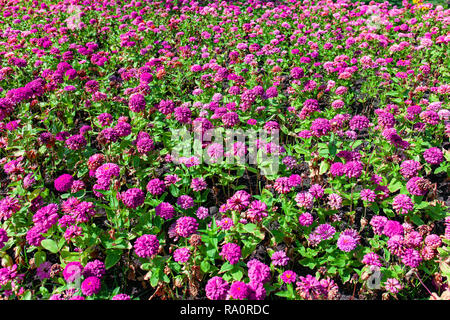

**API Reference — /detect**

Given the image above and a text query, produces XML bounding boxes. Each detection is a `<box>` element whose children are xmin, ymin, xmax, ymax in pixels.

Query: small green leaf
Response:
<box><xmin>41</xmin><ymin>239</ymin><xmax>59</xmax><ymax>254</ymax></box>
<box><xmin>105</xmin><ymin>250</ymin><xmax>122</xmax><ymax>269</ymax></box>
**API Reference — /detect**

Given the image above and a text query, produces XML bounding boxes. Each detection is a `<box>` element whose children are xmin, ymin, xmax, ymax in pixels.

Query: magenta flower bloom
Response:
<box><xmin>384</xmin><ymin>278</ymin><xmax>403</xmax><ymax>294</ymax></box>
<box><xmin>83</xmin><ymin>260</ymin><xmax>106</xmax><ymax>279</ymax></box>
<box><xmin>175</xmin><ymin>216</ymin><xmax>198</xmax><ymax>237</ymax></box>
<box><xmin>63</xmin><ymin>262</ymin><xmax>83</xmax><ymax>283</ymax></box>
<box><xmin>121</xmin><ymin>188</ymin><xmax>145</xmax><ymax>209</ymax></box>
<box><xmin>128</xmin><ymin>93</ymin><xmax>146</xmax><ymax>112</ymax></box>
<box><xmin>220</xmin><ymin>243</ymin><xmax>241</xmax><ymax>265</ymax></box>
<box><xmin>337</xmin><ymin>234</ymin><xmax>358</xmax><ymax>252</ymax></box>
<box><xmin>155</xmin><ymin>202</ymin><xmax>175</xmax><ymax>220</ymax></box>
<box><xmin>392</xmin><ymin>194</ymin><xmax>414</xmax><ymax>215</ymax></box>
<box><xmin>362</xmin><ymin>252</ymin><xmax>382</xmax><ymax>267</ymax></box>
<box><xmin>401</xmin><ymin>248</ymin><xmax>422</xmax><ymax>268</ymax></box>
<box><xmin>146</xmin><ymin>178</ymin><xmax>166</xmax><ymax>196</ymax></box>
<box><xmin>177</xmin><ymin>195</ymin><xmax>194</xmax><ymax>209</ymax></box>
<box><xmin>271</xmin><ymin>251</ymin><xmax>289</xmax><ymax>267</ymax></box>
<box><xmin>298</xmin><ymin>212</ymin><xmax>314</xmax><ymax>226</ymax></box>
<box><xmin>343</xmin><ymin>161</ymin><xmax>363</xmax><ymax>179</ymax></box>
<box><xmin>81</xmin><ymin>276</ymin><xmax>101</xmax><ymax>296</ymax></box>
<box><xmin>0</xmin><ymin>228</ymin><xmax>8</xmax><ymax>249</ymax></box>
<box><xmin>281</xmin><ymin>270</ymin><xmax>297</xmax><ymax>284</ymax></box>
<box><xmin>205</xmin><ymin>276</ymin><xmax>229</xmax><ymax>300</ymax></box>
<box><xmin>173</xmin><ymin>247</ymin><xmax>191</xmax><ymax>263</ymax></box>
<box><xmin>423</xmin><ymin>147</ymin><xmax>443</xmax><ymax>165</ymax></box>
<box><xmin>54</xmin><ymin>174</ymin><xmax>74</xmax><ymax>192</ymax></box>
<box><xmin>247</xmin><ymin>259</ymin><xmax>271</xmax><ymax>284</ymax></box>
<box><xmin>134</xmin><ymin>234</ymin><xmax>159</xmax><ymax>258</ymax></box>
<box><xmin>383</xmin><ymin>220</ymin><xmax>404</xmax><ymax>238</ymax></box>
<box><xmin>65</xmin><ymin>134</ymin><xmax>86</xmax><ymax>150</ymax></box>
<box><xmin>228</xmin><ymin>281</ymin><xmax>248</xmax><ymax>300</ymax></box>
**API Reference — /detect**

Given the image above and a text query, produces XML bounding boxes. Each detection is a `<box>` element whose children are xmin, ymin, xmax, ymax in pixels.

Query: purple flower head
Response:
<box><xmin>206</xmin><ymin>276</ymin><xmax>229</xmax><ymax>300</ymax></box>
<box><xmin>121</xmin><ymin>188</ymin><xmax>145</xmax><ymax>209</ymax></box>
<box><xmin>63</xmin><ymin>262</ymin><xmax>83</xmax><ymax>283</ymax></box>
<box><xmin>173</xmin><ymin>247</ymin><xmax>191</xmax><ymax>263</ymax></box>
<box><xmin>155</xmin><ymin>202</ymin><xmax>174</xmax><ymax>220</ymax></box>
<box><xmin>177</xmin><ymin>195</ymin><xmax>194</xmax><ymax>210</ymax></box>
<box><xmin>220</xmin><ymin>243</ymin><xmax>241</xmax><ymax>265</ymax></box>
<box><xmin>228</xmin><ymin>281</ymin><xmax>248</xmax><ymax>300</ymax></box>
<box><xmin>83</xmin><ymin>260</ymin><xmax>105</xmax><ymax>279</ymax></box>
<box><xmin>247</xmin><ymin>259</ymin><xmax>271</xmax><ymax>283</ymax></box>
<box><xmin>271</xmin><ymin>251</ymin><xmax>289</xmax><ymax>267</ymax></box>
<box><xmin>423</xmin><ymin>147</ymin><xmax>444</xmax><ymax>165</ymax></box>
<box><xmin>175</xmin><ymin>216</ymin><xmax>198</xmax><ymax>238</ymax></box>
<box><xmin>281</xmin><ymin>270</ymin><xmax>297</xmax><ymax>284</ymax></box>
<box><xmin>134</xmin><ymin>234</ymin><xmax>159</xmax><ymax>258</ymax></box>
<box><xmin>81</xmin><ymin>276</ymin><xmax>101</xmax><ymax>296</ymax></box>
<box><xmin>54</xmin><ymin>174</ymin><xmax>74</xmax><ymax>192</ymax></box>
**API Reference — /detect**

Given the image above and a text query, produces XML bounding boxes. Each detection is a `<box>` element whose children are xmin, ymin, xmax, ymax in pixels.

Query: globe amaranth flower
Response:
<box><xmin>401</xmin><ymin>248</ymin><xmax>422</xmax><ymax>268</ymax></box>
<box><xmin>36</xmin><ymin>261</ymin><xmax>52</xmax><ymax>280</ymax></box>
<box><xmin>191</xmin><ymin>177</ymin><xmax>207</xmax><ymax>192</ymax></box>
<box><xmin>309</xmin><ymin>184</ymin><xmax>324</xmax><ymax>199</ymax></box>
<box><xmin>423</xmin><ymin>147</ymin><xmax>444</xmax><ymax>165</ymax></box>
<box><xmin>392</xmin><ymin>194</ymin><xmax>414</xmax><ymax>215</ymax></box>
<box><xmin>245</xmin><ymin>200</ymin><xmax>268</xmax><ymax>223</ymax></box>
<box><xmin>281</xmin><ymin>270</ymin><xmax>297</xmax><ymax>284</ymax></box>
<box><xmin>0</xmin><ymin>196</ymin><xmax>20</xmax><ymax>221</ymax></box>
<box><xmin>136</xmin><ymin>137</ymin><xmax>154</xmax><ymax>154</ymax></box>
<box><xmin>146</xmin><ymin>178</ymin><xmax>166</xmax><ymax>196</ymax></box>
<box><xmin>362</xmin><ymin>252</ymin><xmax>382</xmax><ymax>267</ymax></box>
<box><xmin>343</xmin><ymin>161</ymin><xmax>363</xmax><ymax>179</ymax></box>
<box><xmin>271</xmin><ymin>250</ymin><xmax>289</xmax><ymax>267</ymax></box>
<box><xmin>329</xmin><ymin>162</ymin><xmax>345</xmax><ymax>177</ymax></box>
<box><xmin>63</xmin><ymin>261</ymin><xmax>83</xmax><ymax>283</ymax></box>
<box><xmin>81</xmin><ymin>276</ymin><xmax>101</xmax><ymax>296</ymax></box>
<box><xmin>387</xmin><ymin>235</ymin><xmax>405</xmax><ymax>256</ymax></box>
<box><xmin>226</xmin><ymin>190</ymin><xmax>251</xmax><ymax>212</ymax></box>
<box><xmin>360</xmin><ymin>189</ymin><xmax>376</xmax><ymax>203</ymax></box>
<box><xmin>337</xmin><ymin>234</ymin><xmax>358</xmax><ymax>252</ymax></box>
<box><xmin>128</xmin><ymin>93</ymin><xmax>146</xmax><ymax>112</ymax></box>
<box><xmin>314</xmin><ymin>223</ymin><xmax>336</xmax><ymax>241</ymax></box>
<box><xmin>174</xmin><ymin>106</ymin><xmax>192</xmax><ymax>124</ymax></box>
<box><xmin>399</xmin><ymin>160</ymin><xmax>421</xmax><ymax>179</ymax></box>
<box><xmin>121</xmin><ymin>188</ymin><xmax>145</xmax><ymax>209</ymax></box>
<box><xmin>406</xmin><ymin>177</ymin><xmax>429</xmax><ymax>196</ymax></box>
<box><xmin>0</xmin><ymin>228</ymin><xmax>8</xmax><ymax>249</ymax></box>
<box><xmin>65</xmin><ymin>134</ymin><xmax>87</xmax><ymax>150</ymax></box>
<box><xmin>196</xmin><ymin>206</ymin><xmax>209</xmax><ymax>220</ymax></box>
<box><xmin>298</xmin><ymin>212</ymin><xmax>314</xmax><ymax>226</ymax></box>
<box><xmin>54</xmin><ymin>174</ymin><xmax>74</xmax><ymax>192</ymax></box>
<box><xmin>33</xmin><ymin>203</ymin><xmax>59</xmax><ymax>230</ymax></box>
<box><xmin>173</xmin><ymin>247</ymin><xmax>191</xmax><ymax>263</ymax></box>
<box><xmin>83</xmin><ymin>260</ymin><xmax>106</xmax><ymax>279</ymax></box>
<box><xmin>134</xmin><ymin>234</ymin><xmax>159</xmax><ymax>258</ymax></box>
<box><xmin>424</xmin><ymin>234</ymin><xmax>442</xmax><ymax>249</ymax></box>
<box><xmin>247</xmin><ymin>259</ymin><xmax>271</xmax><ymax>284</ymax></box>
<box><xmin>220</xmin><ymin>243</ymin><xmax>241</xmax><ymax>265</ymax></box>
<box><xmin>155</xmin><ymin>202</ymin><xmax>174</xmax><ymax>220</ymax></box>
<box><xmin>327</xmin><ymin>193</ymin><xmax>343</xmax><ymax>210</ymax></box>
<box><xmin>175</xmin><ymin>216</ymin><xmax>198</xmax><ymax>237</ymax></box>
<box><xmin>404</xmin><ymin>231</ymin><xmax>422</xmax><ymax>248</ymax></box>
<box><xmin>205</xmin><ymin>276</ymin><xmax>229</xmax><ymax>300</ymax></box>
<box><xmin>384</xmin><ymin>278</ymin><xmax>403</xmax><ymax>294</ymax></box>
<box><xmin>177</xmin><ymin>195</ymin><xmax>194</xmax><ymax>209</ymax></box>
<box><xmin>310</xmin><ymin>118</ymin><xmax>331</xmax><ymax>136</ymax></box>
<box><xmin>383</xmin><ymin>220</ymin><xmax>404</xmax><ymax>238</ymax></box>
<box><xmin>228</xmin><ymin>281</ymin><xmax>248</xmax><ymax>300</ymax></box>
<box><xmin>295</xmin><ymin>192</ymin><xmax>314</xmax><ymax>209</ymax></box>
<box><xmin>349</xmin><ymin>115</ymin><xmax>370</xmax><ymax>130</ymax></box>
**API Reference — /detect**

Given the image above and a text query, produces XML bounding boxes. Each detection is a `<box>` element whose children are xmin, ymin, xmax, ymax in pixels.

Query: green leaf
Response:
<box><xmin>409</xmin><ymin>214</ymin><xmax>425</xmax><ymax>226</ymax></box>
<box><xmin>41</xmin><ymin>239</ymin><xmax>59</xmax><ymax>254</ymax></box>
<box><xmin>219</xmin><ymin>262</ymin><xmax>234</xmax><ymax>273</ymax></box>
<box><xmin>200</xmin><ymin>260</ymin><xmax>211</xmax><ymax>273</ymax></box>
<box><xmin>105</xmin><ymin>250</ymin><xmax>122</xmax><ymax>269</ymax></box>
<box><xmin>34</xmin><ymin>251</ymin><xmax>46</xmax><ymax>267</ymax></box>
